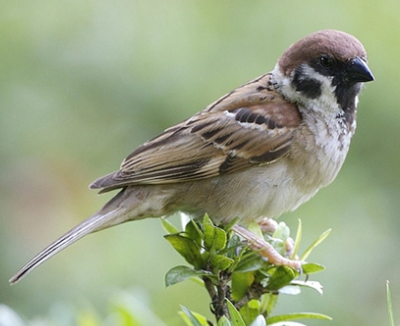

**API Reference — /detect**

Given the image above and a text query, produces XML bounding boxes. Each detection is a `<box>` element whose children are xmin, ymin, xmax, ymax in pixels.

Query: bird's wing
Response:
<box><xmin>90</xmin><ymin>73</ymin><xmax>302</xmax><ymax>193</ymax></box>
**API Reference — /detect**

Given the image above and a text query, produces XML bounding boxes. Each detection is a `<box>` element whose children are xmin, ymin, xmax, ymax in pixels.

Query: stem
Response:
<box><xmin>234</xmin><ymin>281</ymin><xmax>269</xmax><ymax>310</ymax></box>
<box><xmin>202</xmin><ymin>271</ymin><xmax>232</xmax><ymax>321</ymax></box>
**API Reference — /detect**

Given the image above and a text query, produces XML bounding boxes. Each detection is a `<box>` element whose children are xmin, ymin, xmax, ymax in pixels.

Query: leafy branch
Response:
<box><xmin>163</xmin><ymin>215</ymin><xmax>331</xmax><ymax>326</ymax></box>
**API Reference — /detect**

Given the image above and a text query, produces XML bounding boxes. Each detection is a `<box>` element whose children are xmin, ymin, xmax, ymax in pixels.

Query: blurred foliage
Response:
<box><xmin>1</xmin><ymin>1</ymin><xmax>400</xmax><ymax>326</ymax></box>
<box><xmin>0</xmin><ymin>291</ymin><xmax>168</xmax><ymax>326</ymax></box>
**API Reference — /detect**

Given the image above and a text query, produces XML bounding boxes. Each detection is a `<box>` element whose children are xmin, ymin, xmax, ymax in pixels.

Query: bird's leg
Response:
<box><xmin>232</xmin><ymin>223</ymin><xmax>302</xmax><ymax>271</ymax></box>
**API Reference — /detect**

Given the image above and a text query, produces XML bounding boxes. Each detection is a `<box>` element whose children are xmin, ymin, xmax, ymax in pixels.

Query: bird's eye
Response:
<box><xmin>319</xmin><ymin>56</ymin><xmax>333</xmax><ymax>68</ymax></box>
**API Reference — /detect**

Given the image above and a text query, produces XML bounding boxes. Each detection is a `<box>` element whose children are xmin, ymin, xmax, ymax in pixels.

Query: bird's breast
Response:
<box><xmin>288</xmin><ymin>112</ymin><xmax>353</xmax><ymax>193</ymax></box>
<box><xmin>167</xmin><ymin>113</ymin><xmax>354</xmax><ymax>225</ymax></box>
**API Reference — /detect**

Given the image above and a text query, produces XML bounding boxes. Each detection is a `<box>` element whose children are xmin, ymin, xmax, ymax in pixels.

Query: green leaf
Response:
<box><xmin>203</xmin><ymin>214</ymin><xmax>213</xmax><ymax>227</ymax></box>
<box><xmin>211</xmin><ymin>254</ymin><xmax>234</xmax><ymax>271</ymax></box>
<box><xmin>226</xmin><ymin>300</ymin><xmax>246</xmax><ymax>326</ymax></box>
<box><xmin>291</xmin><ymin>219</ymin><xmax>302</xmax><ymax>259</ymax></box>
<box><xmin>224</xmin><ymin>217</ymin><xmax>239</xmax><ymax>232</ymax></box>
<box><xmin>161</xmin><ymin>218</ymin><xmax>180</xmax><ymax>234</ymax></box>
<box><xmin>247</xmin><ymin>222</ymin><xmax>263</xmax><ymax>238</ymax></box>
<box><xmin>165</xmin><ymin>234</ymin><xmax>204</xmax><ymax>268</ymax></box>
<box><xmin>249</xmin><ymin>315</ymin><xmax>267</xmax><ymax>326</ymax></box>
<box><xmin>203</xmin><ymin>215</ymin><xmax>227</xmax><ymax>252</ymax></box>
<box><xmin>239</xmin><ymin>300</ymin><xmax>260</xmax><ymax>325</ymax></box>
<box><xmin>260</xmin><ymin>293</ymin><xmax>278</xmax><ymax>317</ymax></box>
<box><xmin>268</xmin><ymin>322</ymin><xmax>307</xmax><ymax>326</ymax></box>
<box><xmin>301</xmin><ymin>263</ymin><xmax>325</xmax><ymax>274</ymax></box>
<box><xmin>231</xmin><ymin>272</ymin><xmax>255</xmax><ymax>301</ymax></box>
<box><xmin>217</xmin><ymin>316</ymin><xmax>232</xmax><ymax>326</ymax></box>
<box><xmin>234</xmin><ymin>254</ymin><xmax>265</xmax><ymax>273</ymax></box>
<box><xmin>185</xmin><ymin>219</ymin><xmax>203</xmax><ymax>246</ymax></box>
<box><xmin>225</xmin><ymin>233</ymin><xmax>242</xmax><ymax>259</ymax></box>
<box><xmin>272</xmin><ymin>222</ymin><xmax>290</xmax><ymax>242</ymax></box>
<box><xmin>267</xmin><ymin>312</ymin><xmax>332</xmax><ymax>324</ymax></box>
<box><xmin>180</xmin><ymin>305</ymin><xmax>209</xmax><ymax>326</ymax></box>
<box><xmin>268</xmin><ymin>222</ymin><xmax>290</xmax><ymax>255</ymax></box>
<box><xmin>165</xmin><ymin>265</ymin><xmax>213</xmax><ymax>287</ymax></box>
<box><xmin>266</xmin><ymin>266</ymin><xmax>297</xmax><ymax>291</ymax></box>
<box><xmin>290</xmin><ymin>280</ymin><xmax>323</xmax><ymax>295</ymax></box>
<box><xmin>227</xmin><ymin>233</ymin><xmax>242</xmax><ymax>249</ymax></box>
<box><xmin>299</xmin><ymin>229</ymin><xmax>331</xmax><ymax>261</ymax></box>
<box><xmin>278</xmin><ymin>285</ymin><xmax>301</xmax><ymax>295</ymax></box>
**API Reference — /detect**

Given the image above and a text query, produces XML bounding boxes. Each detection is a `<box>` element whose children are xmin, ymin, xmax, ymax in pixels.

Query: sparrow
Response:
<box><xmin>10</xmin><ymin>29</ymin><xmax>374</xmax><ymax>284</ymax></box>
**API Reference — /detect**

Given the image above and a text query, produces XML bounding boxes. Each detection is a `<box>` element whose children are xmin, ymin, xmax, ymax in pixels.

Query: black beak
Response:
<box><xmin>346</xmin><ymin>57</ymin><xmax>374</xmax><ymax>83</ymax></box>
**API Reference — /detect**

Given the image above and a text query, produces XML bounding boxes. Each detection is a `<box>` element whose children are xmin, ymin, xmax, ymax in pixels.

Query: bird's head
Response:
<box><xmin>274</xmin><ymin>30</ymin><xmax>374</xmax><ymax>115</ymax></box>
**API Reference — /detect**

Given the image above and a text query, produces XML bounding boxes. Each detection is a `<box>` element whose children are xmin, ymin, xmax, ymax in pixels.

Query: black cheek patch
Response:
<box><xmin>292</xmin><ymin>68</ymin><xmax>322</xmax><ymax>99</ymax></box>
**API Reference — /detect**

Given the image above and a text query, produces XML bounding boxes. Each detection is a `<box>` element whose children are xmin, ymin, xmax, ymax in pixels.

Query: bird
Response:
<box><xmin>10</xmin><ymin>29</ymin><xmax>374</xmax><ymax>284</ymax></box>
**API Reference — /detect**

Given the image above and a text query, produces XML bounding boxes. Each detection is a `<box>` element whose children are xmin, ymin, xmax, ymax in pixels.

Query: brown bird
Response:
<box><xmin>10</xmin><ymin>29</ymin><xmax>374</xmax><ymax>284</ymax></box>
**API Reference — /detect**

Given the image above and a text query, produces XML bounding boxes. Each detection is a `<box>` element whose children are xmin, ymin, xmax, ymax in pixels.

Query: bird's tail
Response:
<box><xmin>9</xmin><ymin>205</ymin><xmax>125</xmax><ymax>285</ymax></box>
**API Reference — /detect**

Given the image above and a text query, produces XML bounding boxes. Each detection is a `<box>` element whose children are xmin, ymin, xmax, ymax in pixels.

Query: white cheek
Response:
<box><xmin>298</xmin><ymin>65</ymin><xmax>339</xmax><ymax>108</ymax></box>
<box><xmin>272</xmin><ymin>63</ymin><xmax>339</xmax><ymax>114</ymax></box>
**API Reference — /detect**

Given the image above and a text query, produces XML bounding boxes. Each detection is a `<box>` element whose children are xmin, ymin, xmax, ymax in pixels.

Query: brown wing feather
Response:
<box><xmin>90</xmin><ymin>74</ymin><xmax>302</xmax><ymax>192</ymax></box>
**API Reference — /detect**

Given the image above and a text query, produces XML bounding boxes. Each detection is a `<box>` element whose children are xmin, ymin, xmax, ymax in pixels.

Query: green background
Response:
<box><xmin>1</xmin><ymin>0</ymin><xmax>399</xmax><ymax>325</ymax></box>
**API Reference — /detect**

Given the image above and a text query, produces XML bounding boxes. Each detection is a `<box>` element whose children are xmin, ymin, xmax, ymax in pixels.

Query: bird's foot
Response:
<box><xmin>232</xmin><ymin>223</ymin><xmax>302</xmax><ymax>272</ymax></box>
<box><xmin>257</xmin><ymin>217</ymin><xmax>296</xmax><ymax>258</ymax></box>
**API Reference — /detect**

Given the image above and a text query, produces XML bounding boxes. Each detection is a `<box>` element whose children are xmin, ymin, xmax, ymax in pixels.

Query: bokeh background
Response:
<box><xmin>1</xmin><ymin>0</ymin><xmax>399</xmax><ymax>325</ymax></box>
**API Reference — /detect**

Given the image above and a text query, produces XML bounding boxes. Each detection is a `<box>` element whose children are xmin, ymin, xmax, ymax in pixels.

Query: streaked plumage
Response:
<box><xmin>91</xmin><ymin>73</ymin><xmax>300</xmax><ymax>191</ymax></box>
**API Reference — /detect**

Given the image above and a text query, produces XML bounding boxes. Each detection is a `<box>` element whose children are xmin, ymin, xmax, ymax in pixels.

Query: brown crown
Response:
<box><xmin>278</xmin><ymin>30</ymin><xmax>367</xmax><ymax>76</ymax></box>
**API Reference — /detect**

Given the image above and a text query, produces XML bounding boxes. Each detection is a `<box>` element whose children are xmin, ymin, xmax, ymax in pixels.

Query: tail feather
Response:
<box><xmin>9</xmin><ymin>207</ymin><xmax>124</xmax><ymax>285</ymax></box>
